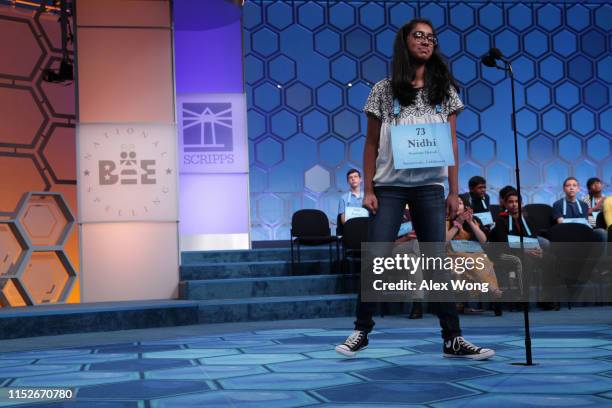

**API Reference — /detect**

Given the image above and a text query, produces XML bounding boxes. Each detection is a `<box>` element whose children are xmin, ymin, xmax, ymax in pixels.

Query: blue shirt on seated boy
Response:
<box><xmin>338</xmin><ymin>168</ymin><xmax>366</xmax><ymax>224</ymax></box>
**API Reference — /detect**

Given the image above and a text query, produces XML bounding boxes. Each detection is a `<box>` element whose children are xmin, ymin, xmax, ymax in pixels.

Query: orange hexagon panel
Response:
<box><xmin>16</xmin><ymin>192</ymin><xmax>75</xmax><ymax>248</ymax></box>
<box><xmin>19</xmin><ymin>251</ymin><xmax>76</xmax><ymax>305</ymax></box>
<box><xmin>0</xmin><ymin>6</ymin><xmax>78</xmax><ymax>308</ymax></box>
<box><xmin>0</xmin><ymin>221</ymin><xmax>29</xmax><ymax>278</ymax></box>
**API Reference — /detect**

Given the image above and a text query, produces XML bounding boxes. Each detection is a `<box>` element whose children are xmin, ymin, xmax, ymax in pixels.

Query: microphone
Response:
<box><xmin>480</xmin><ymin>47</ymin><xmax>505</xmax><ymax>67</ymax></box>
<box><xmin>489</xmin><ymin>47</ymin><xmax>504</xmax><ymax>60</ymax></box>
<box><xmin>481</xmin><ymin>53</ymin><xmax>496</xmax><ymax>67</ymax></box>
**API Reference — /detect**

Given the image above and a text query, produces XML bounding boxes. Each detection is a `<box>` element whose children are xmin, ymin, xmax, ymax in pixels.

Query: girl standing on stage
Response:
<box><xmin>335</xmin><ymin>18</ymin><xmax>494</xmax><ymax>360</ymax></box>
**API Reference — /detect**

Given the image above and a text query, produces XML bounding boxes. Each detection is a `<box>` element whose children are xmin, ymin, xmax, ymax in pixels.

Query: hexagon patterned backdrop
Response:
<box><xmin>0</xmin><ymin>4</ymin><xmax>79</xmax><ymax>306</ymax></box>
<box><xmin>245</xmin><ymin>0</ymin><xmax>611</xmax><ymax>240</ymax></box>
<box><xmin>0</xmin><ymin>192</ymin><xmax>77</xmax><ymax>307</ymax></box>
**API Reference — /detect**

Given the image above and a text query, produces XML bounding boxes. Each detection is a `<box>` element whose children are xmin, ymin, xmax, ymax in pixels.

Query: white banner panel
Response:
<box><xmin>177</xmin><ymin>93</ymin><xmax>248</xmax><ymax>174</ymax></box>
<box><xmin>81</xmin><ymin>222</ymin><xmax>179</xmax><ymax>302</ymax></box>
<box><xmin>77</xmin><ymin>123</ymin><xmax>178</xmax><ymax>222</ymax></box>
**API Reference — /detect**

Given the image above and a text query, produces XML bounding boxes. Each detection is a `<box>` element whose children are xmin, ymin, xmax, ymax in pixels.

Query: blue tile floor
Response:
<box><xmin>1</xmin><ymin>307</ymin><xmax>612</xmax><ymax>407</ymax></box>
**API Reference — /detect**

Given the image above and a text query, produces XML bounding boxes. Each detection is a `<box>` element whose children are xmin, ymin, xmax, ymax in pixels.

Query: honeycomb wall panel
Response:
<box><xmin>245</xmin><ymin>1</ymin><xmax>611</xmax><ymax>239</ymax></box>
<box><xmin>0</xmin><ymin>4</ymin><xmax>79</xmax><ymax>305</ymax></box>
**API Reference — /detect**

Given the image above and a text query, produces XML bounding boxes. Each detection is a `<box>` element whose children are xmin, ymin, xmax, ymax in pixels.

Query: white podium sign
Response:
<box><xmin>77</xmin><ymin>123</ymin><xmax>178</xmax><ymax>223</ymax></box>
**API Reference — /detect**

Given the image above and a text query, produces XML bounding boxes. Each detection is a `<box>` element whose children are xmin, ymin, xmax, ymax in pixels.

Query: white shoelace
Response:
<box><xmin>345</xmin><ymin>331</ymin><xmax>364</xmax><ymax>348</ymax></box>
<box><xmin>454</xmin><ymin>336</ymin><xmax>480</xmax><ymax>352</ymax></box>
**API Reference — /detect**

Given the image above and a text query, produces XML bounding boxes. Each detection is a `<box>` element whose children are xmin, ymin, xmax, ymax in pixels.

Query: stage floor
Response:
<box><xmin>0</xmin><ymin>307</ymin><xmax>611</xmax><ymax>407</ymax></box>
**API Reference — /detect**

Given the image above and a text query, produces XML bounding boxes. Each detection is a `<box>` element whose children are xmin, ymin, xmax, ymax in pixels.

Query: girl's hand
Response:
<box><xmin>465</xmin><ymin>208</ymin><xmax>474</xmax><ymax>223</ymax></box>
<box><xmin>363</xmin><ymin>192</ymin><xmax>379</xmax><ymax>215</ymax></box>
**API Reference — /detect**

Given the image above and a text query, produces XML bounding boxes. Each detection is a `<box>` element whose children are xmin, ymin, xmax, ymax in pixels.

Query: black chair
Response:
<box><xmin>489</xmin><ymin>204</ymin><xmax>502</xmax><ymax>220</ymax></box>
<box><xmin>291</xmin><ymin>209</ymin><xmax>339</xmax><ymax>272</ymax></box>
<box><xmin>594</xmin><ymin>212</ymin><xmax>612</xmax><ymax>246</ymax></box>
<box><xmin>548</xmin><ymin>223</ymin><xmax>599</xmax><ymax>244</ymax></box>
<box><xmin>595</xmin><ymin>211</ymin><xmax>606</xmax><ymax>230</ymax></box>
<box><xmin>524</xmin><ymin>203</ymin><xmax>554</xmax><ymax>237</ymax></box>
<box><xmin>336</xmin><ymin>213</ymin><xmax>344</xmax><ymax>237</ymax></box>
<box><xmin>548</xmin><ymin>223</ymin><xmax>603</xmax><ymax>308</ymax></box>
<box><xmin>341</xmin><ymin>217</ymin><xmax>369</xmax><ymax>276</ymax></box>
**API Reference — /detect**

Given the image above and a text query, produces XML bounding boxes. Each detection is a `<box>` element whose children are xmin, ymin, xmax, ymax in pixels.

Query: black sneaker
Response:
<box><xmin>443</xmin><ymin>336</ymin><xmax>495</xmax><ymax>360</ymax></box>
<box><xmin>335</xmin><ymin>330</ymin><xmax>368</xmax><ymax>357</ymax></box>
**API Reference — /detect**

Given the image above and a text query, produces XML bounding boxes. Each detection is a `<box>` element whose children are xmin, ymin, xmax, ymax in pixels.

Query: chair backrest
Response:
<box><xmin>489</xmin><ymin>204</ymin><xmax>502</xmax><ymax>219</ymax></box>
<box><xmin>548</xmin><ymin>223</ymin><xmax>597</xmax><ymax>243</ymax></box>
<box><xmin>291</xmin><ymin>209</ymin><xmax>331</xmax><ymax>238</ymax></box>
<box><xmin>342</xmin><ymin>217</ymin><xmax>369</xmax><ymax>251</ymax></box>
<box><xmin>548</xmin><ymin>222</ymin><xmax>599</xmax><ymax>260</ymax></box>
<box><xmin>547</xmin><ymin>223</ymin><xmax>604</xmax><ymax>282</ymax></box>
<box><xmin>524</xmin><ymin>203</ymin><xmax>554</xmax><ymax>232</ymax></box>
<box><xmin>336</xmin><ymin>213</ymin><xmax>344</xmax><ymax>236</ymax></box>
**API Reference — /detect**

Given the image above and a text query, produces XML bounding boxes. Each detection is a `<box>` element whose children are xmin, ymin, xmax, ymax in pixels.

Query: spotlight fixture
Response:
<box><xmin>42</xmin><ymin>57</ymin><xmax>73</xmax><ymax>83</ymax></box>
<box><xmin>40</xmin><ymin>0</ymin><xmax>74</xmax><ymax>84</ymax></box>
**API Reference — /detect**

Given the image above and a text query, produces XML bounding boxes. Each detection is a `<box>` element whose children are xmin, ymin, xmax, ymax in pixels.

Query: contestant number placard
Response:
<box><xmin>450</xmin><ymin>240</ymin><xmax>484</xmax><ymax>253</ymax></box>
<box><xmin>474</xmin><ymin>211</ymin><xmax>494</xmax><ymax>226</ymax></box>
<box><xmin>391</xmin><ymin>122</ymin><xmax>454</xmax><ymax>169</ymax></box>
<box><xmin>345</xmin><ymin>206</ymin><xmax>369</xmax><ymax>221</ymax></box>
<box><xmin>562</xmin><ymin>218</ymin><xmax>591</xmax><ymax>226</ymax></box>
<box><xmin>507</xmin><ymin>235</ymin><xmax>540</xmax><ymax>249</ymax></box>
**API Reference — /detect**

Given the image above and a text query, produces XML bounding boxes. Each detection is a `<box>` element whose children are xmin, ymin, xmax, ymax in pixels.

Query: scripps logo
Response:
<box><xmin>181</xmin><ymin>102</ymin><xmax>235</xmax><ymax>165</ymax></box>
<box><xmin>98</xmin><ymin>145</ymin><xmax>156</xmax><ymax>185</ymax></box>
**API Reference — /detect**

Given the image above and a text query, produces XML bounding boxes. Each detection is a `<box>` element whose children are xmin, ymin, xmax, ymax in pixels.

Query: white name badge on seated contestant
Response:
<box><xmin>562</xmin><ymin>218</ymin><xmax>591</xmax><ymax>227</ymax></box>
<box><xmin>450</xmin><ymin>240</ymin><xmax>484</xmax><ymax>253</ymax></box>
<box><xmin>390</xmin><ymin>122</ymin><xmax>454</xmax><ymax>169</ymax></box>
<box><xmin>474</xmin><ymin>211</ymin><xmax>494</xmax><ymax>226</ymax></box>
<box><xmin>345</xmin><ymin>206</ymin><xmax>369</xmax><ymax>221</ymax></box>
<box><xmin>397</xmin><ymin>221</ymin><xmax>413</xmax><ymax>237</ymax></box>
<box><xmin>507</xmin><ymin>235</ymin><xmax>541</xmax><ymax>249</ymax></box>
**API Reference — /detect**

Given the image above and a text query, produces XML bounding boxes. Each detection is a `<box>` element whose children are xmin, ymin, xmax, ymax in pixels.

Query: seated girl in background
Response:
<box><xmin>446</xmin><ymin>196</ymin><xmax>502</xmax><ymax>314</ymax></box>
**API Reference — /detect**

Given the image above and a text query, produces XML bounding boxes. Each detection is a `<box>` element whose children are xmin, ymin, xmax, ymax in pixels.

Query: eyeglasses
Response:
<box><xmin>412</xmin><ymin>30</ymin><xmax>438</xmax><ymax>46</ymax></box>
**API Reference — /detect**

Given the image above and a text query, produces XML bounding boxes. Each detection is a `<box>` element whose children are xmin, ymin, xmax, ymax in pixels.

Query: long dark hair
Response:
<box><xmin>391</xmin><ymin>18</ymin><xmax>458</xmax><ymax>107</ymax></box>
<box><xmin>450</xmin><ymin>200</ymin><xmax>481</xmax><ymax>238</ymax></box>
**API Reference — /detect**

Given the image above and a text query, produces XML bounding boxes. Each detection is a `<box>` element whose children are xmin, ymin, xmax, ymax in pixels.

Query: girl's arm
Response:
<box><xmin>362</xmin><ymin>116</ymin><xmax>381</xmax><ymax>214</ymax></box>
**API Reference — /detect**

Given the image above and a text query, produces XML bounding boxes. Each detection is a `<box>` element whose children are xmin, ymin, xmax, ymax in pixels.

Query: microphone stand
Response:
<box><xmin>486</xmin><ymin>57</ymin><xmax>534</xmax><ymax>366</ymax></box>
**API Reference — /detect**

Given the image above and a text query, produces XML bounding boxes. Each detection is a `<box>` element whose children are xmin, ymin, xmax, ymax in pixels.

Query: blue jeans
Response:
<box><xmin>354</xmin><ymin>185</ymin><xmax>462</xmax><ymax>341</ymax></box>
